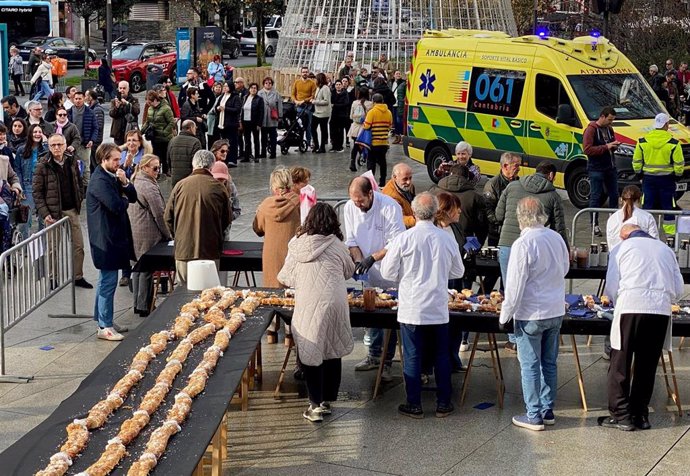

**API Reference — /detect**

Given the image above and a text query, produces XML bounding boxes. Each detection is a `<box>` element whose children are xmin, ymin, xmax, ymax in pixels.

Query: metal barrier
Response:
<box><xmin>570</xmin><ymin>207</ymin><xmax>687</xmax><ymax>249</ymax></box>
<box><xmin>0</xmin><ymin>217</ymin><xmax>75</xmax><ymax>383</ymax></box>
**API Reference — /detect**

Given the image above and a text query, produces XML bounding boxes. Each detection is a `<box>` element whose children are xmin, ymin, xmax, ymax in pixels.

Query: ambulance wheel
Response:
<box><xmin>299</xmin><ymin>140</ymin><xmax>309</xmax><ymax>153</ymax></box>
<box><xmin>566</xmin><ymin>166</ymin><xmax>590</xmax><ymax>209</ymax></box>
<box><xmin>281</xmin><ymin>145</ymin><xmax>289</xmax><ymax>155</ymax></box>
<box><xmin>426</xmin><ymin>144</ymin><xmax>451</xmax><ymax>184</ymax></box>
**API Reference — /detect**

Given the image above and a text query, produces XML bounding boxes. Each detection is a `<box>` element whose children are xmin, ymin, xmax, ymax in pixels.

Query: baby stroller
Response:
<box><xmin>278</xmin><ymin>101</ymin><xmax>309</xmax><ymax>155</ymax></box>
<box><xmin>0</xmin><ymin>186</ymin><xmax>23</xmax><ymax>255</ymax></box>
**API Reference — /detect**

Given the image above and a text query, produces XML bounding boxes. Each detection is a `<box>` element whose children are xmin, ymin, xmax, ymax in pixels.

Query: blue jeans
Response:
<box><xmin>393</xmin><ymin>113</ymin><xmax>403</xmax><ymax>135</ymax></box>
<box><xmin>94</xmin><ymin>270</ymin><xmax>119</xmax><ymax>328</ymax></box>
<box><xmin>513</xmin><ymin>316</ymin><xmax>563</xmax><ymax>419</ymax></box>
<box><xmin>588</xmin><ymin>168</ymin><xmax>619</xmax><ymax>226</ymax></box>
<box><xmin>642</xmin><ymin>174</ymin><xmax>675</xmax><ymax>222</ymax></box>
<box><xmin>401</xmin><ymin>323</ymin><xmax>452</xmax><ymax>407</ymax></box>
<box><xmin>368</xmin><ymin>328</ymin><xmax>397</xmax><ymax>364</ymax></box>
<box><xmin>498</xmin><ymin>246</ymin><xmax>515</xmax><ymax>344</ymax></box>
<box><xmin>297</xmin><ymin>105</ymin><xmax>313</xmax><ymax>143</ymax></box>
<box><xmin>32</xmin><ymin>80</ymin><xmax>54</xmax><ymax>101</ymax></box>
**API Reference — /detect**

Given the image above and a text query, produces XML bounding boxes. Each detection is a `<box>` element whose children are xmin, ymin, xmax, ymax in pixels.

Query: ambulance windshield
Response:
<box><xmin>568</xmin><ymin>74</ymin><xmax>661</xmax><ymax>121</ymax></box>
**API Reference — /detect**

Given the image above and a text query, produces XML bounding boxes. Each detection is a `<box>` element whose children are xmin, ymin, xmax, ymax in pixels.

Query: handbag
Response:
<box><xmin>355</xmin><ymin>128</ymin><xmax>372</xmax><ymax>150</ymax></box>
<box><xmin>141</xmin><ymin>123</ymin><xmax>155</xmax><ymax>141</ymax></box>
<box><xmin>14</xmin><ymin>203</ymin><xmax>30</xmax><ymax>224</ymax></box>
<box><xmin>270</xmin><ymin>107</ymin><xmax>279</xmax><ymax>121</ymax></box>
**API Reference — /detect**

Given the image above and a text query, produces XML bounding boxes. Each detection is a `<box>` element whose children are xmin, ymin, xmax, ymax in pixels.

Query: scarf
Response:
<box><xmin>55</xmin><ymin>118</ymin><xmax>68</xmax><ymax>135</ymax></box>
<box><xmin>217</xmin><ymin>93</ymin><xmax>231</xmax><ymax>129</ymax></box>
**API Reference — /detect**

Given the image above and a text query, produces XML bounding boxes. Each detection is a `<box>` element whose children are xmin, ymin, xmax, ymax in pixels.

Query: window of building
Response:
<box><xmin>129</xmin><ymin>1</ymin><xmax>170</xmax><ymax>21</ymax></box>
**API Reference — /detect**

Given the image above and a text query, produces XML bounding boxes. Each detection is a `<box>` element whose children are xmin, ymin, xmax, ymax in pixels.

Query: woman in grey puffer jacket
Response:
<box><xmin>258</xmin><ymin>77</ymin><xmax>283</xmax><ymax>158</ymax></box>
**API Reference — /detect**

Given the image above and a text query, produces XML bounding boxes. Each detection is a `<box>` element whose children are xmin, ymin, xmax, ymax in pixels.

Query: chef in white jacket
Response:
<box><xmin>600</xmin><ymin>224</ymin><xmax>684</xmax><ymax>432</ymax></box>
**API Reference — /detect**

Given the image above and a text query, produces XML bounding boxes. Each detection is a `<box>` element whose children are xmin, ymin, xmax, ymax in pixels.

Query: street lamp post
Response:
<box><xmin>533</xmin><ymin>0</ymin><xmax>538</xmax><ymax>35</ymax></box>
<box><xmin>106</xmin><ymin>0</ymin><xmax>113</xmax><ymax>64</ymax></box>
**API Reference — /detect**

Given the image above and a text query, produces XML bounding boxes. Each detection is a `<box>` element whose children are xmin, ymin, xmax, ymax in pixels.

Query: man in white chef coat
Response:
<box><xmin>344</xmin><ymin>176</ymin><xmax>405</xmax><ymax>380</ymax></box>
<box><xmin>499</xmin><ymin>197</ymin><xmax>569</xmax><ymax>432</ymax></box>
<box><xmin>381</xmin><ymin>192</ymin><xmax>465</xmax><ymax>418</ymax></box>
<box><xmin>600</xmin><ymin>224</ymin><xmax>684</xmax><ymax>431</ymax></box>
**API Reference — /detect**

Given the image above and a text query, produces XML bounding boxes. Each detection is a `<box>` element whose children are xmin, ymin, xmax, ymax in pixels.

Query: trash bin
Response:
<box><xmin>146</xmin><ymin>64</ymin><xmax>164</xmax><ymax>90</ymax></box>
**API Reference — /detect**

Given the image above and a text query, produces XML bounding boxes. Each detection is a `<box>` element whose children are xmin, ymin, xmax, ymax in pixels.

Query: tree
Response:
<box><xmin>606</xmin><ymin>0</ymin><xmax>690</xmax><ymax>73</ymax></box>
<box><xmin>67</xmin><ymin>0</ymin><xmax>136</xmax><ymax>71</ymax></box>
<box><xmin>511</xmin><ymin>0</ymin><xmax>558</xmax><ymax>35</ymax></box>
<box><xmin>244</xmin><ymin>0</ymin><xmax>284</xmax><ymax>66</ymax></box>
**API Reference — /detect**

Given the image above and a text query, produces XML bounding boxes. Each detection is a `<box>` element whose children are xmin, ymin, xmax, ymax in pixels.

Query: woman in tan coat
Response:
<box><xmin>127</xmin><ymin>154</ymin><xmax>171</xmax><ymax>316</ymax></box>
<box><xmin>278</xmin><ymin>202</ymin><xmax>356</xmax><ymax>422</ymax></box>
<box><xmin>253</xmin><ymin>166</ymin><xmax>300</xmax><ymax>343</ymax></box>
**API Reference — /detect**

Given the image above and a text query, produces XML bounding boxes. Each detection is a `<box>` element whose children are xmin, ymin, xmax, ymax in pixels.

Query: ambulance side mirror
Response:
<box><xmin>556</xmin><ymin>104</ymin><xmax>577</xmax><ymax>127</ymax></box>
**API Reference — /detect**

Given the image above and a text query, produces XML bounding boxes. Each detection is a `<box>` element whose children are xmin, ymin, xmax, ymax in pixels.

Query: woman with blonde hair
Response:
<box><xmin>606</xmin><ymin>185</ymin><xmax>659</xmax><ymax>250</ymax></box>
<box><xmin>128</xmin><ymin>154</ymin><xmax>171</xmax><ymax>316</ymax></box>
<box><xmin>253</xmin><ymin>166</ymin><xmax>301</xmax><ymax>344</ymax></box>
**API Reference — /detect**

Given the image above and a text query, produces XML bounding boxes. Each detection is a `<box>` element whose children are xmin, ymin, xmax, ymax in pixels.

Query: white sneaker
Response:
<box><xmin>459</xmin><ymin>341</ymin><xmax>470</xmax><ymax>352</ymax></box>
<box><xmin>381</xmin><ymin>364</ymin><xmax>393</xmax><ymax>382</ymax></box>
<box><xmin>303</xmin><ymin>405</ymin><xmax>323</xmax><ymax>422</ymax></box>
<box><xmin>98</xmin><ymin>327</ymin><xmax>124</xmax><ymax>341</ymax></box>
<box><xmin>355</xmin><ymin>356</ymin><xmax>380</xmax><ymax>371</ymax></box>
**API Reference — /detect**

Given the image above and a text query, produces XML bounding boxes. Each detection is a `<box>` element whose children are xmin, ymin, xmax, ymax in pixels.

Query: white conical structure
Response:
<box><xmin>273</xmin><ymin>0</ymin><xmax>518</xmax><ymax>74</ymax></box>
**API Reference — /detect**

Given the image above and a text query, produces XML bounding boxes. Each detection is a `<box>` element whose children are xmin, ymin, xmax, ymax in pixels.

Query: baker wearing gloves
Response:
<box><xmin>599</xmin><ymin>224</ymin><xmax>684</xmax><ymax>432</ymax></box>
<box><xmin>499</xmin><ymin>197</ymin><xmax>569</xmax><ymax>432</ymax></box>
<box><xmin>344</xmin><ymin>176</ymin><xmax>405</xmax><ymax>379</ymax></box>
<box><xmin>380</xmin><ymin>192</ymin><xmax>464</xmax><ymax>419</ymax></box>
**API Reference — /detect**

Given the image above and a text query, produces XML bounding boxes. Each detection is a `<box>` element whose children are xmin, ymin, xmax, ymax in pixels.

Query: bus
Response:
<box><xmin>0</xmin><ymin>0</ymin><xmax>52</xmax><ymax>46</ymax></box>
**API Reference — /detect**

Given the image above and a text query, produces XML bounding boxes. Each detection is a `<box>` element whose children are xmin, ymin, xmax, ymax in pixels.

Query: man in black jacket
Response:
<box><xmin>109</xmin><ymin>81</ymin><xmax>140</xmax><ymax>146</ymax></box>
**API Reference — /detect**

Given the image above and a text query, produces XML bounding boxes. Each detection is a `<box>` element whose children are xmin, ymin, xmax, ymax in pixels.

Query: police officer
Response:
<box><xmin>632</xmin><ymin>113</ymin><xmax>684</xmax><ymax>235</ymax></box>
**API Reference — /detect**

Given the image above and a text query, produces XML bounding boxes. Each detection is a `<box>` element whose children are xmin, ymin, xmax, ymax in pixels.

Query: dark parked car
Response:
<box><xmin>18</xmin><ymin>36</ymin><xmax>97</xmax><ymax>66</ymax></box>
<box><xmin>222</xmin><ymin>31</ymin><xmax>241</xmax><ymax>59</ymax></box>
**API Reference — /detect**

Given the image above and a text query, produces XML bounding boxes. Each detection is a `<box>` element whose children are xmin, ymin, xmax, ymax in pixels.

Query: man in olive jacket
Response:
<box><xmin>33</xmin><ymin>133</ymin><xmax>92</xmax><ymax>288</ymax></box>
<box><xmin>168</xmin><ymin>120</ymin><xmax>201</xmax><ymax>187</ymax></box>
<box><xmin>164</xmin><ymin>150</ymin><xmax>231</xmax><ymax>282</ymax></box>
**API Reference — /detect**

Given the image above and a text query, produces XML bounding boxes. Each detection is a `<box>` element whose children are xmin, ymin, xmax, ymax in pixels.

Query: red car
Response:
<box><xmin>88</xmin><ymin>41</ymin><xmax>177</xmax><ymax>93</ymax></box>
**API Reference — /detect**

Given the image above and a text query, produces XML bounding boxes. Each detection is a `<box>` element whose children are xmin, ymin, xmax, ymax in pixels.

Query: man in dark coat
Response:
<box><xmin>33</xmin><ymin>133</ymin><xmax>91</xmax><ymax>289</ymax></box>
<box><xmin>168</xmin><ymin>120</ymin><xmax>202</xmax><ymax>187</ymax></box>
<box><xmin>86</xmin><ymin>143</ymin><xmax>137</xmax><ymax>341</ymax></box>
<box><xmin>109</xmin><ymin>81</ymin><xmax>141</xmax><ymax>146</ymax></box>
<box><xmin>68</xmin><ymin>91</ymin><xmax>100</xmax><ymax>188</ymax></box>
<box><xmin>164</xmin><ymin>150</ymin><xmax>231</xmax><ymax>283</ymax></box>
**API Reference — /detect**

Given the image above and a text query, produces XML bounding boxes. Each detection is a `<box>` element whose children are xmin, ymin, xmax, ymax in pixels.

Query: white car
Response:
<box><xmin>240</xmin><ymin>29</ymin><xmax>279</xmax><ymax>57</ymax></box>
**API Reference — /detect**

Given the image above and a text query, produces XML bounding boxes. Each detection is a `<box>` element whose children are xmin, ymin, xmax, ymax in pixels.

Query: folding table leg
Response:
<box><xmin>679</xmin><ymin>337</ymin><xmax>686</xmax><ymax>350</ymax></box>
<box><xmin>586</xmin><ymin>335</ymin><xmax>593</xmax><ymax>347</ymax></box>
<box><xmin>489</xmin><ymin>333</ymin><xmax>505</xmax><ymax>408</ymax></box>
<box><xmin>211</xmin><ymin>418</ymin><xmax>223</xmax><ymax>476</ymax></box>
<box><xmin>221</xmin><ymin>411</ymin><xmax>228</xmax><ymax>461</ymax></box>
<box><xmin>571</xmin><ymin>335</ymin><xmax>588</xmax><ymax>412</ymax></box>
<box><xmin>373</xmin><ymin>329</ymin><xmax>392</xmax><ymax>399</ymax></box>
<box><xmin>232</xmin><ymin>272</ymin><xmax>240</xmax><ymax>287</ymax></box>
<box><xmin>241</xmin><ymin>367</ymin><xmax>249</xmax><ymax>411</ymax></box>
<box><xmin>661</xmin><ymin>351</ymin><xmax>683</xmax><ymax>416</ymax></box>
<box><xmin>273</xmin><ymin>340</ymin><xmax>294</xmax><ymax>399</ymax></box>
<box><xmin>460</xmin><ymin>332</ymin><xmax>481</xmax><ymax>406</ymax></box>
<box><xmin>192</xmin><ymin>459</ymin><xmax>204</xmax><ymax>476</ymax></box>
<box><xmin>255</xmin><ymin>343</ymin><xmax>263</xmax><ymax>382</ymax></box>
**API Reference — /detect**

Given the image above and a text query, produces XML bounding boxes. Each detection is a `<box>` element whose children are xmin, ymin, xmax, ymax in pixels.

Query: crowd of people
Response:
<box><xmin>0</xmin><ymin>53</ymin><xmax>683</xmax><ymax>433</ymax></box>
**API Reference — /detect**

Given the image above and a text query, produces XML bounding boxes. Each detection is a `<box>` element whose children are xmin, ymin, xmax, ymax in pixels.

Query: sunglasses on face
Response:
<box><xmin>219</xmin><ymin>149</ymin><xmax>228</xmax><ymax>154</ymax></box>
<box><xmin>149</xmin><ymin>166</ymin><xmax>160</xmax><ymax>172</ymax></box>
<box><xmin>57</xmin><ymin>113</ymin><xmax>67</xmax><ymax>117</ymax></box>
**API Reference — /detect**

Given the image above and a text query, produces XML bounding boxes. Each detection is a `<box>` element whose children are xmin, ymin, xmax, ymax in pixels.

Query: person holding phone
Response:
<box><xmin>583</xmin><ymin>106</ymin><xmax>621</xmax><ymax>237</ymax></box>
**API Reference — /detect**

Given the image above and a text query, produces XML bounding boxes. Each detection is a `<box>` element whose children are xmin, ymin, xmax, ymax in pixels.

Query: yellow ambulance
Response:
<box><xmin>404</xmin><ymin>29</ymin><xmax>690</xmax><ymax>208</ymax></box>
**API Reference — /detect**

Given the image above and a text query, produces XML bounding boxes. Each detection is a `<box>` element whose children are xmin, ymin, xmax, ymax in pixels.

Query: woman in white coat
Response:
<box><xmin>278</xmin><ymin>202</ymin><xmax>356</xmax><ymax>423</ymax></box>
<box><xmin>606</xmin><ymin>185</ymin><xmax>659</xmax><ymax>250</ymax></box>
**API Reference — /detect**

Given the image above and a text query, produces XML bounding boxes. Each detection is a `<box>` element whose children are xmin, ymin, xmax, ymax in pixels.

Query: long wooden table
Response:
<box><xmin>275</xmin><ymin>307</ymin><xmax>689</xmax><ymax>413</ymax></box>
<box><xmin>0</xmin><ymin>288</ymin><xmax>273</xmax><ymax>475</ymax></box>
